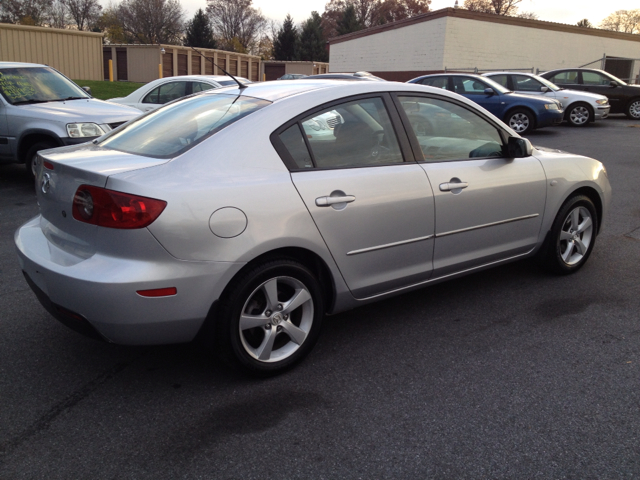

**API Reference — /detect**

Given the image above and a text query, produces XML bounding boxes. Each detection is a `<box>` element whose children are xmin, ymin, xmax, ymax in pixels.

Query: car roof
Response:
<box><xmin>0</xmin><ymin>61</ymin><xmax>48</xmax><ymax>69</ymax></box>
<box><xmin>483</xmin><ymin>72</ymin><xmax>537</xmax><ymax>76</ymax></box>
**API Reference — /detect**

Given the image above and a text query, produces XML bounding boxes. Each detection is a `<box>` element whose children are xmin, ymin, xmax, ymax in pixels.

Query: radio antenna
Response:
<box><xmin>189</xmin><ymin>46</ymin><xmax>247</xmax><ymax>90</ymax></box>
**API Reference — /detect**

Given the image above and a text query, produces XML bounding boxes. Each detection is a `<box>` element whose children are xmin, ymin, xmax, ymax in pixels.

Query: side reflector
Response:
<box><xmin>137</xmin><ymin>287</ymin><xmax>177</xmax><ymax>297</ymax></box>
<box><xmin>43</xmin><ymin>161</ymin><xmax>54</xmax><ymax>170</ymax></box>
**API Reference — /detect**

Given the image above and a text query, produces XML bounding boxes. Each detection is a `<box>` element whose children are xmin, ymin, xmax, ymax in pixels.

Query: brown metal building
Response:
<box><xmin>263</xmin><ymin>61</ymin><xmax>330</xmax><ymax>80</ymax></box>
<box><xmin>103</xmin><ymin>45</ymin><xmax>262</xmax><ymax>83</ymax></box>
<box><xmin>0</xmin><ymin>23</ymin><xmax>103</xmax><ymax>80</ymax></box>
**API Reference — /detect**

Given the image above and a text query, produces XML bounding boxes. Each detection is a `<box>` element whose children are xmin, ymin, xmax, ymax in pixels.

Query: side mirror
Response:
<box><xmin>609</xmin><ymin>81</ymin><xmax>618</xmax><ymax>88</ymax></box>
<box><xmin>483</xmin><ymin>88</ymin><xmax>495</xmax><ymax>95</ymax></box>
<box><xmin>82</xmin><ymin>86</ymin><xmax>92</xmax><ymax>95</ymax></box>
<box><xmin>541</xmin><ymin>86</ymin><xmax>549</xmax><ymax>92</ymax></box>
<box><xmin>507</xmin><ymin>136</ymin><xmax>533</xmax><ymax>158</ymax></box>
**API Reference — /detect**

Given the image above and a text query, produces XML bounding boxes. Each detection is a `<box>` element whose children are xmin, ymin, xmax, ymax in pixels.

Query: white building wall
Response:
<box><xmin>329</xmin><ymin>17</ymin><xmax>448</xmax><ymax>72</ymax></box>
<box><xmin>443</xmin><ymin>17</ymin><xmax>640</xmax><ymax>74</ymax></box>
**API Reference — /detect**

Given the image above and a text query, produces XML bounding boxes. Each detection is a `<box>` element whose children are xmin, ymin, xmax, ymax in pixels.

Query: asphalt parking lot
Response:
<box><xmin>1</xmin><ymin>116</ymin><xmax>639</xmax><ymax>478</ymax></box>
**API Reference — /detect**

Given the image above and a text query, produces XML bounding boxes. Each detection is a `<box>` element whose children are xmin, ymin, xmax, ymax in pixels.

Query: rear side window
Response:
<box><xmin>279</xmin><ymin>125</ymin><xmax>313</xmax><ymax>169</ymax></box>
<box><xmin>513</xmin><ymin>75</ymin><xmax>543</xmax><ymax>92</ymax></box>
<box><xmin>100</xmin><ymin>93</ymin><xmax>270</xmax><ymax>158</ymax></box>
<box><xmin>419</xmin><ymin>77</ymin><xmax>448</xmax><ymax>89</ymax></box>
<box><xmin>489</xmin><ymin>74</ymin><xmax>508</xmax><ymax>88</ymax></box>
<box><xmin>549</xmin><ymin>71</ymin><xmax>578</xmax><ymax>85</ymax></box>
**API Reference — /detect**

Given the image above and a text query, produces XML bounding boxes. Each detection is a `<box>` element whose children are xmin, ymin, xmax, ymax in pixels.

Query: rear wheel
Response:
<box><xmin>25</xmin><ymin>141</ymin><xmax>56</xmax><ymax>181</ymax></box>
<box><xmin>215</xmin><ymin>258</ymin><xmax>324</xmax><ymax>376</ymax></box>
<box><xmin>626</xmin><ymin>99</ymin><xmax>640</xmax><ymax>120</ymax></box>
<box><xmin>566</xmin><ymin>103</ymin><xmax>592</xmax><ymax>126</ymax></box>
<box><xmin>505</xmin><ymin>109</ymin><xmax>534</xmax><ymax>135</ymax></box>
<box><xmin>538</xmin><ymin>195</ymin><xmax>597</xmax><ymax>275</ymax></box>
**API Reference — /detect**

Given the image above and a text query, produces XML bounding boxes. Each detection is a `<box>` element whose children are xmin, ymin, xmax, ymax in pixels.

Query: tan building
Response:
<box><xmin>0</xmin><ymin>23</ymin><xmax>103</xmax><ymax>80</ymax></box>
<box><xmin>329</xmin><ymin>8</ymin><xmax>640</xmax><ymax>83</ymax></box>
<box><xmin>263</xmin><ymin>61</ymin><xmax>330</xmax><ymax>80</ymax></box>
<box><xmin>103</xmin><ymin>45</ymin><xmax>262</xmax><ymax>83</ymax></box>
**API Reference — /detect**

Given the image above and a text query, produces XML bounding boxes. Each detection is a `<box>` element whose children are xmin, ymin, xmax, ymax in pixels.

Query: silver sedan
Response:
<box><xmin>15</xmin><ymin>80</ymin><xmax>611</xmax><ymax>376</ymax></box>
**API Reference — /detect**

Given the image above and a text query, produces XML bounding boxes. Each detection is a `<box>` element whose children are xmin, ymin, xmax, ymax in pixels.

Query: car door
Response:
<box><xmin>394</xmin><ymin>94</ymin><xmax>547</xmax><ymax>277</ymax></box>
<box><xmin>139</xmin><ymin>80</ymin><xmax>189</xmax><ymax>111</ymax></box>
<box><xmin>580</xmin><ymin>71</ymin><xmax>625</xmax><ymax>110</ymax></box>
<box><xmin>451</xmin><ymin>76</ymin><xmax>504</xmax><ymax>117</ymax></box>
<box><xmin>272</xmin><ymin>94</ymin><xmax>436</xmax><ymax>299</ymax></box>
<box><xmin>0</xmin><ymin>98</ymin><xmax>11</xmax><ymax>160</ymax></box>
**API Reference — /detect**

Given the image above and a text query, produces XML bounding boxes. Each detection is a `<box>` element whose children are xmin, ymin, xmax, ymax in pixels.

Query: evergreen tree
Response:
<box><xmin>185</xmin><ymin>8</ymin><xmax>217</xmax><ymax>49</ymax></box>
<box><xmin>273</xmin><ymin>14</ymin><xmax>298</xmax><ymax>61</ymax></box>
<box><xmin>298</xmin><ymin>11</ymin><xmax>328</xmax><ymax>62</ymax></box>
<box><xmin>336</xmin><ymin>4</ymin><xmax>361</xmax><ymax>36</ymax></box>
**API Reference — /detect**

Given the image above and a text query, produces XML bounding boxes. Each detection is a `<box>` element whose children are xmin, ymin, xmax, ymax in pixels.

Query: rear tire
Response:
<box><xmin>214</xmin><ymin>258</ymin><xmax>324</xmax><ymax>376</ymax></box>
<box><xmin>505</xmin><ymin>108</ymin><xmax>534</xmax><ymax>135</ymax></box>
<box><xmin>25</xmin><ymin>141</ymin><xmax>56</xmax><ymax>181</ymax></box>
<box><xmin>626</xmin><ymin>99</ymin><xmax>640</xmax><ymax>120</ymax></box>
<box><xmin>566</xmin><ymin>102</ymin><xmax>592</xmax><ymax>127</ymax></box>
<box><xmin>538</xmin><ymin>195</ymin><xmax>597</xmax><ymax>275</ymax></box>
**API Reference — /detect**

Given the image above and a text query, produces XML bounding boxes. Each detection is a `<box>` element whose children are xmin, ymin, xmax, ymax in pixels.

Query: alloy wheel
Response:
<box><xmin>569</xmin><ymin>106</ymin><xmax>590</xmax><ymax>125</ymax></box>
<box><xmin>559</xmin><ymin>206</ymin><xmax>593</xmax><ymax>266</ymax></box>
<box><xmin>628</xmin><ymin>100</ymin><xmax>640</xmax><ymax>119</ymax></box>
<box><xmin>509</xmin><ymin>113</ymin><xmax>530</xmax><ymax>133</ymax></box>
<box><xmin>238</xmin><ymin>276</ymin><xmax>314</xmax><ymax>363</ymax></box>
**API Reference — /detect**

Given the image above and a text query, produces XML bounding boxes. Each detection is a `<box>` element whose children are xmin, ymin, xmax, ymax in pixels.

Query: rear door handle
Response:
<box><xmin>439</xmin><ymin>182</ymin><xmax>468</xmax><ymax>192</ymax></box>
<box><xmin>315</xmin><ymin>195</ymin><xmax>356</xmax><ymax>207</ymax></box>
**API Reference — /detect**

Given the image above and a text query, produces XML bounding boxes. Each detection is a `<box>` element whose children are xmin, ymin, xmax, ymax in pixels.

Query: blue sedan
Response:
<box><xmin>408</xmin><ymin>73</ymin><xmax>563</xmax><ymax>134</ymax></box>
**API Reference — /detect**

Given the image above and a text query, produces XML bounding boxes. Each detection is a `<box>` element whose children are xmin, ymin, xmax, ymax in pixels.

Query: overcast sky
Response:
<box><xmin>179</xmin><ymin>0</ymin><xmax>639</xmax><ymax>27</ymax></box>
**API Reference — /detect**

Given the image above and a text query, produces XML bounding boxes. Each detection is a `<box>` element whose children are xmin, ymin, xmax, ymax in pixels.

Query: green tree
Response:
<box><xmin>185</xmin><ymin>8</ymin><xmax>217</xmax><ymax>48</ymax></box>
<box><xmin>336</xmin><ymin>4</ymin><xmax>361</xmax><ymax>35</ymax></box>
<box><xmin>273</xmin><ymin>14</ymin><xmax>298</xmax><ymax>60</ymax></box>
<box><xmin>298</xmin><ymin>11</ymin><xmax>328</xmax><ymax>61</ymax></box>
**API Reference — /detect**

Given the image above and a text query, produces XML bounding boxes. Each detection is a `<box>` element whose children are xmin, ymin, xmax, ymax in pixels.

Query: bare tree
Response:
<box><xmin>463</xmin><ymin>0</ymin><xmax>522</xmax><ymax>16</ymax></box>
<box><xmin>516</xmin><ymin>11</ymin><xmax>538</xmax><ymax>20</ymax></box>
<box><xmin>600</xmin><ymin>9</ymin><xmax>640</xmax><ymax>34</ymax></box>
<box><xmin>0</xmin><ymin>0</ymin><xmax>53</xmax><ymax>25</ymax></box>
<box><xmin>206</xmin><ymin>0</ymin><xmax>266</xmax><ymax>52</ymax></box>
<box><xmin>322</xmin><ymin>0</ymin><xmax>430</xmax><ymax>39</ymax></box>
<box><xmin>576</xmin><ymin>18</ymin><xmax>592</xmax><ymax>28</ymax></box>
<box><xmin>49</xmin><ymin>0</ymin><xmax>69</xmax><ymax>28</ymax></box>
<box><xmin>116</xmin><ymin>0</ymin><xmax>185</xmax><ymax>44</ymax></box>
<box><xmin>66</xmin><ymin>0</ymin><xmax>102</xmax><ymax>30</ymax></box>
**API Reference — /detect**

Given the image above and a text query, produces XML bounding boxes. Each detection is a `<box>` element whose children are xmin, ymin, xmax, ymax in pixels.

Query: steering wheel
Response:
<box><xmin>370</xmin><ymin>129</ymin><xmax>390</xmax><ymax>160</ymax></box>
<box><xmin>406</xmin><ymin>115</ymin><xmax>434</xmax><ymax>136</ymax></box>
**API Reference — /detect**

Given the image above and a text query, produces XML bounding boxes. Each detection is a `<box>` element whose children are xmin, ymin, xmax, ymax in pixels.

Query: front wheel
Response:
<box><xmin>505</xmin><ymin>109</ymin><xmax>534</xmax><ymax>135</ymax></box>
<box><xmin>215</xmin><ymin>258</ymin><xmax>324</xmax><ymax>376</ymax></box>
<box><xmin>538</xmin><ymin>195</ymin><xmax>598</xmax><ymax>275</ymax></box>
<box><xmin>25</xmin><ymin>141</ymin><xmax>57</xmax><ymax>181</ymax></box>
<box><xmin>566</xmin><ymin>103</ymin><xmax>592</xmax><ymax>126</ymax></box>
<box><xmin>626</xmin><ymin>99</ymin><xmax>640</xmax><ymax>120</ymax></box>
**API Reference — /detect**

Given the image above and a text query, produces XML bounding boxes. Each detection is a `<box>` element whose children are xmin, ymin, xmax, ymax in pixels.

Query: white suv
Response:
<box><xmin>483</xmin><ymin>72</ymin><xmax>610</xmax><ymax>127</ymax></box>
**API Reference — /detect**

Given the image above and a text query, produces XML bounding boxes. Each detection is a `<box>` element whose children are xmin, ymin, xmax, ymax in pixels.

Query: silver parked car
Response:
<box><xmin>107</xmin><ymin>75</ymin><xmax>251</xmax><ymax>112</ymax></box>
<box><xmin>482</xmin><ymin>71</ymin><xmax>610</xmax><ymax>127</ymax></box>
<box><xmin>15</xmin><ymin>80</ymin><xmax>611</xmax><ymax>376</ymax></box>
<box><xmin>0</xmin><ymin>61</ymin><xmax>140</xmax><ymax>178</ymax></box>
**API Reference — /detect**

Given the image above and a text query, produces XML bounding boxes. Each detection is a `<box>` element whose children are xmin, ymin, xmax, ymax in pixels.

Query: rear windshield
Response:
<box><xmin>98</xmin><ymin>93</ymin><xmax>270</xmax><ymax>158</ymax></box>
<box><xmin>0</xmin><ymin>67</ymin><xmax>89</xmax><ymax>105</ymax></box>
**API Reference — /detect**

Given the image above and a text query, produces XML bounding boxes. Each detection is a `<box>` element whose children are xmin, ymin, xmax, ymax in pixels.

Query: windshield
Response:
<box><xmin>535</xmin><ymin>75</ymin><xmax>561</xmax><ymax>91</ymax></box>
<box><xmin>0</xmin><ymin>67</ymin><xmax>90</xmax><ymax>105</ymax></box>
<box><xmin>99</xmin><ymin>92</ymin><xmax>270</xmax><ymax>158</ymax></box>
<box><xmin>480</xmin><ymin>76</ymin><xmax>511</xmax><ymax>94</ymax></box>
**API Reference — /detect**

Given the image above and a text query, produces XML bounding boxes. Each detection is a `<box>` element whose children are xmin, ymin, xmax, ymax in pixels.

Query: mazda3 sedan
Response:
<box><xmin>15</xmin><ymin>80</ymin><xmax>611</xmax><ymax>376</ymax></box>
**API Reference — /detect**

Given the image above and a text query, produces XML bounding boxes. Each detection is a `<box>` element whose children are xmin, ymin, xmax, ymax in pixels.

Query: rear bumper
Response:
<box><xmin>15</xmin><ymin>215</ymin><xmax>245</xmax><ymax>345</ymax></box>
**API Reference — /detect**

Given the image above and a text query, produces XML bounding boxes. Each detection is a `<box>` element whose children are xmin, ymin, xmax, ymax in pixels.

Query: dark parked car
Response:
<box><xmin>408</xmin><ymin>73</ymin><xmax>563</xmax><ymax>134</ymax></box>
<box><xmin>304</xmin><ymin>72</ymin><xmax>385</xmax><ymax>81</ymax></box>
<box><xmin>539</xmin><ymin>68</ymin><xmax>640</xmax><ymax>119</ymax></box>
<box><xmin>278</xmin><ymin>74</ymin><xmax>307</xmax><ymax>80</ymax></box>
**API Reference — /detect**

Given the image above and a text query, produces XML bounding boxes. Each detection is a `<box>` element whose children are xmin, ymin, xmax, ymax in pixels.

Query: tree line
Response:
<box><xmin>1</xmin><ymin>0</ymin><xmax>638</xmax><ymax>62</ymax></box>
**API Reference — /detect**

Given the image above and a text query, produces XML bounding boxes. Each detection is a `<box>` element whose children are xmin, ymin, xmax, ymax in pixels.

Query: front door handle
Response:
<box><xmin>315</xmin><ymin>195</ymin><xmax>356</xmax><ymax>207</ymax></box>
<box><xmin>439</xmin><ymin>181</ymin><xmax>468</xmax><ymax>192</ymax></box>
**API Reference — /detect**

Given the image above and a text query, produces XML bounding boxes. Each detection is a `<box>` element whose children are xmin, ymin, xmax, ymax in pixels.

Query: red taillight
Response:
<box><xmin>137</xmin><ymin>287</ymin><xmax>177</xmax><ymax>297</ymax></box>
<box><xmin>72</xmin><ymin>185</ymin><xmax>167</xmax><ymax>229</ymax></box>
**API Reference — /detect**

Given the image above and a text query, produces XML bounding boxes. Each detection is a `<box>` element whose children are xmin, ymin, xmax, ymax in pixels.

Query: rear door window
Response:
<box><xmin>548</xmin><ymin>71</ymin><xmax>578</xmax><ymax>85</ymax></box>
<box><xmin>419</xmin><ymin>77</ymin><xmax>448</xmax><ymax>89</ymax></box>
<box><xmin>513</xmin><ymin>75</ymin><xmax>544</xmax><ymax>92</ymax></box>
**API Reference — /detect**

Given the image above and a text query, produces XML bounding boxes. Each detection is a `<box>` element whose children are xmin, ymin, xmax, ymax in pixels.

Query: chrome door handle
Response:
<box><xmin>315</xmin><ymin>195</ymin><xmax>356</xmax><ymax>207</ymax></box>
<box><xmin>439</xmin><ymin>182</ymin><xmax>468</xmax><ymax>192</ymax></box>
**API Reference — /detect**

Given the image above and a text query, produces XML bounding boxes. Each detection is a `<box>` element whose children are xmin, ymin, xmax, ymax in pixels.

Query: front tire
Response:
<box><xmin>626</xmin><ymin>99</ymin><xmax>640</xmax><ymax>120</ymax></box>
<box><xmin>215</xmin><ymin>258</ymin><xmax>324</xmax><ymax>376</ymax></box>
<box><xmin>25</xmin><ymin>141</ymin><xmax>56</xmax><ymax>181</ymax></box>
<box><xmin>538</xmin><ymin>195</ymin><xmax>597</xmax><ymax>275</ymax></box>
<box><xmin>505</xmin><ymin>108</ymin><xmax>534</xmax><ymax>135</ymax></box>
<box><xmin>566</xmin><ymin>103</ymin><xmax>592</xmax><ymax>126</ymax></box>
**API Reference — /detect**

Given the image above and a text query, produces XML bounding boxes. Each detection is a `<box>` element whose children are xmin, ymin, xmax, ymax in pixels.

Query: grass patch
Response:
<box><xmin>72</xmin><ymin>80</ymin><xmax>145</xmax><ymax>100</ymax></box>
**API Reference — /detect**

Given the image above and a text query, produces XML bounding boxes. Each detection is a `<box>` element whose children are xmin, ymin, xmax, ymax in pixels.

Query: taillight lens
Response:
<box><xmin>72</xmin><ymin>185</ymin><xmax>167</xmax><ymax>229</ymax></box>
